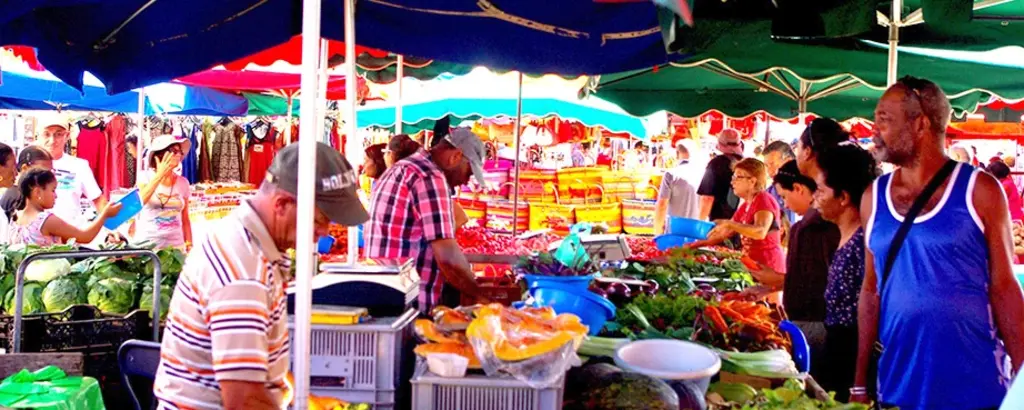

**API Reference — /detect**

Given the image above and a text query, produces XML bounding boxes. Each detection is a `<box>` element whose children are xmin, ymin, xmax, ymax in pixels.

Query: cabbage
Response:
<box><xmin>42</xmin><ymin>278</ymin><xmax>87</xmax><ymax>313</ymax></box>
<box><xmin>87</xmin><ymin>277</ymin><xmax>137</xmax><ymax>314</ymax></box>
<box><xmin>24</xmin><ymin>259</ymin><xmax>72</xmax><ymax>283</ymax></box>
<box><xmin>140</xmin><ymin>284</ymin><xmax>172</xmax><ymax>321</ymax></box>
<box><xmin>3</xmin><ymin>282</ymin><xmax>45</xmax><ymax>315</ymax></box>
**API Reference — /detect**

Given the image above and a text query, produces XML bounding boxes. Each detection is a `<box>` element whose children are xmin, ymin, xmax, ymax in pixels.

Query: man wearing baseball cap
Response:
<box><xmin>365</xmin><ymin>127</ymin><xmax>487</xmax><ymax>313</ymax></box>
<box><xmin>697</xmin><ymin>128</ymin><xmax>745</xmax><ymax>221</ymax></box>
<box><xmin>154</xmin><ymin>142</ymin><xmax>367</xmax><ymax>410</ymax></box>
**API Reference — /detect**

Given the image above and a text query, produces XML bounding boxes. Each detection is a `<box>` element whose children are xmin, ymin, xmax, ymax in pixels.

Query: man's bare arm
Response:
<box><xmin>431</xmin><ymin>238</ymin><xmax>483</xmax><ymax>297</ymax></box>
<box><xmin>221</xmin><ymin>380</ymin><xmax>277</xmax><ymax>410</ymax></box>
<box><xmin>851</xmin><ymin>183</ymin><xmax>879</xmax><ymax>403</ymax></box>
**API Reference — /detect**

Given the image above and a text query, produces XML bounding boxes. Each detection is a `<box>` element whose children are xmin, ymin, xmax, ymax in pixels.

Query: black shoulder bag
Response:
<box><xmin>871</xmin><ymin>159</ymin><xmax>956</xmax><ymax>401</ymax></box>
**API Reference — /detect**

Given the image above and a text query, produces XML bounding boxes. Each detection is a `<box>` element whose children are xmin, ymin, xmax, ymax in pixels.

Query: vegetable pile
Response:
<box><xmin>515</xmin><ymin>251</ymin><xmax>597</xmax><ymax>277</ymax></box>
<box><xmin>708</xmin><ymin>379</ymin><xmax>870</xmax><ymax>409</ymax></box>
<box><xmin>0</xmin><ymin>243</ymin><xmax>185</xmax><ymax>317</ymax></box>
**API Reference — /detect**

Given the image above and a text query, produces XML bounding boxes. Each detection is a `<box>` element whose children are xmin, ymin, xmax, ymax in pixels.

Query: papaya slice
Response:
<box><xmin>414</xmin><ymin>319</ymin><xmax>467</xmax><ymax>344</ymax></box>
<box><xmin>431</xmin><ymin>306</ymin><xmax>473</xmax><ymax>330</ymax></box>
<box><xmin>414</xmin><ymin>342</ymin><xmax>482</xmax><ymax>369</ymax></box>
<box><xmin>465</xmin><ymin>304</ymin><xmax>587</xmax><ymax>362</ymax></box>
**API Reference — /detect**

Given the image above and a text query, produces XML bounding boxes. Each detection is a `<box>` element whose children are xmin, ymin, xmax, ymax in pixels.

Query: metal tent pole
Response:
<box><xmin>396</xmin><ymin>55</ymin><xmax>404</xmax><ymax>134</ymax></box>
<box><xmin>317</xmin><ymin>39</ymin><xmax>330</xmax><ymax>145</ymax></box>
<box><xmin>137</xmin><ymin>88</ymin><xmax>147</xmax><ymax>175</ymax></box>
<box><xmin>285</xmin><ymin>93</ymin><xmax>294</xmax><ymax>144</ymax></box>
<box><xmin>511</xmin><ymin>72</ymin><xmax>524</xmax><ymax>236</ymax></box>
<box><xmin>887</xmin><ymin>0</ymin><xmax>903</xmax><ymax>87</ymax></box>
<box><xmin>293</xmin><ymin>0</ymin><xmax>324</xmax><ymax>407</ymax></box>
<box><xmin>344</xmin><ymin>0</ymin><xmax>360</xmax><ymax>265</ymax></box>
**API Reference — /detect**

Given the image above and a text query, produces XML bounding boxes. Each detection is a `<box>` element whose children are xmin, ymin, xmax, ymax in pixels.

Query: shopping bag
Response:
<box><xmin>553</xmin><ymin>223</ymin><xmax>591</xmax><ymax>269</ymax></box>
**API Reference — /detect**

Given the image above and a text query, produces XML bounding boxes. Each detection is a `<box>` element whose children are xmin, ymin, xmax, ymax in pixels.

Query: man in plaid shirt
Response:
<box><xmin>365</xmin><ymin>128</ymin><xmax>486</xmax><ymax>312</ymax></box>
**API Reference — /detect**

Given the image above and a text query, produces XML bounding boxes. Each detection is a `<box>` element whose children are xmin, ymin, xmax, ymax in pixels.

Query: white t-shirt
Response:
<box><xmin>52</xmin><ymin>155</ymin><xmax>103</xmax><ymax>226</ymax></box>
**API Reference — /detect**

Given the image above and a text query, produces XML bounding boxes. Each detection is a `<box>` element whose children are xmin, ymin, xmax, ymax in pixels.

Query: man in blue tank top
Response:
<box><xmin>852</xmin><ymin>76</ymin><xmax>1024</xmax><ymax>409</ymax></box>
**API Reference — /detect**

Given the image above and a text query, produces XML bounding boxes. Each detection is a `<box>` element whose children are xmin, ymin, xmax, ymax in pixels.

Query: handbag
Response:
<box><xmin>872</xmin><ymin>159</ymin><xmax>957</xmax><ymax>404</ymax></box>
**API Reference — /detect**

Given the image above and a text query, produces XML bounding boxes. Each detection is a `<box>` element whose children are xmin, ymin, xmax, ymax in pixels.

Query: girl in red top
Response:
<box><xmin>688</xmin><ymin>158</ymin><xmax>786</xmax><ymax>273</ymax></box>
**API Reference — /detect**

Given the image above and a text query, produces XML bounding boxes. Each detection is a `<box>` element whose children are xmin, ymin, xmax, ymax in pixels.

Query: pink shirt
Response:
<box><xmin>1002</xmin><ymin>178</ymin><xmax>1024</xmax><ymax>222</ymax></box>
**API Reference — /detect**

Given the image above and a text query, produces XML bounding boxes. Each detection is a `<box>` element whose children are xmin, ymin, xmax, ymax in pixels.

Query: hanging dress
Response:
<box><xmin>180</xmin><ymin>123</ymin><xmax>200</xmax><ymax>184</ymax></box>
<box><xmin>210</xmin><ymin>121</ymin><xmax>244</xmax><ymax>182</ymax></box>
<box><xmin>245</xmin><ymin>121</ymin><xmax>277</xmax><ymax>186</ymax></box>
<box><xmin>104</xmin><ymin>115</ymin><xmax>127</xmax><ymax>191</ymax></box>
<box><xmin>76</xmin><ymin>120</ymin><xmax>109</xmax><ymax>193</ymax></box>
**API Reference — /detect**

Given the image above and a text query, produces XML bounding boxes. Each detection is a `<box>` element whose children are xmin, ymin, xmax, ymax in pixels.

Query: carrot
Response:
<box><xmin>718</xmin><ymin>305</ymin><xmax>745</xmax><ymax>322</ymax></box>
<box><xmin>704</xmin><ymin>306</ymin><xmax>729</xmax><ymax>333</ymax></box>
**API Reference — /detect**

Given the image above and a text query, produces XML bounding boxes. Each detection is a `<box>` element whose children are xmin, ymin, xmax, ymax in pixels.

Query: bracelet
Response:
<box><xmin>849</xmin><ymin>386</ymin><xmax>867</xmax><ymax>395</ymax></box>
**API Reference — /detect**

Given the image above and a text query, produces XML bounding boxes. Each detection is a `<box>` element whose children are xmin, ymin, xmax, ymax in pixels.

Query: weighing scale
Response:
<box><xmin>287</xmin><ymin>258</ymin><xmax>419</xmax><ymax>317</ymax></box>
<box><xmin>546</xmin><ymin>234</ymin><xmax>632</xmax><ymax>261</ymax></box>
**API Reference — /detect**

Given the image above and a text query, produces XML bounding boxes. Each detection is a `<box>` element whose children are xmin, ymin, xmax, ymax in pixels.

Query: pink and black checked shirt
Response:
<box><xmin>364</xmin><ymin>150</ymin><xmax>456</xmax><ymax>312</ymax></box>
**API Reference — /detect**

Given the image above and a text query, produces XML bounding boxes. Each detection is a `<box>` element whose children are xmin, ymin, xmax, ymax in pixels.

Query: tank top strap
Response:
<box><xmin>943</xmin><ymin>162</ymin><xmax>975</xmax><ymax>209</ymax></box>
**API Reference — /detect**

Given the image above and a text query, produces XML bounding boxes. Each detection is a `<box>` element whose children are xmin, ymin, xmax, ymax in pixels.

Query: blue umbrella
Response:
<box><xmin>2</xmin><ymin>0</ymin><xmax>674</xmax><ymax>94</ymax></box>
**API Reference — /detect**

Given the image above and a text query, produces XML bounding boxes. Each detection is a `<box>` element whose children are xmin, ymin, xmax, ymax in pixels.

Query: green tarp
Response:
<box><xmin>587</xmin><ymin>20</ymin><xmax>1024</xmax><ymax>120</ymax></box>
<box><xmin>241</xmin><ymin>92</ymin><xmax>300</xmax><ymax>117</ymax></box>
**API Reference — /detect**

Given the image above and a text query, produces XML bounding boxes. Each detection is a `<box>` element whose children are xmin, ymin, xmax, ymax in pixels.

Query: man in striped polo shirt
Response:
<box><xmin>153</xmin><ymin>142</ymin><xmax>368</xmax><ymax>410</ymax></box>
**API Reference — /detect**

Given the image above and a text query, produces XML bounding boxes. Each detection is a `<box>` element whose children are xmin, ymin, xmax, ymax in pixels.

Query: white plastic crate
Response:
<box><xmin>411</xmin><ymin>371</ymin><xmax>565</xmax><ymax>410</ymax></box>
<box><xmin>288</xmin><ymin>308</ymin><xmax>417</xmax><ymax>409</ymax></box>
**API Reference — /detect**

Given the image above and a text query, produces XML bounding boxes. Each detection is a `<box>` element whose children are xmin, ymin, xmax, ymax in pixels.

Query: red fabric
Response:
<box><xmin>76</xmin><ymin>123</ymin><xmax>109</xmax><ymax>194</ymax></box>
<box><xmin>3</xmin><ymin>46</ymin><xmax>45</xmax><ymax>71</ymax></box>
<box><xmin>104</xmin><ymin>115</ymin><xmax>128</xmax><ymax>190</ymax></box>
<box><xmin>175</xmin><ymin>70</ymin><xmax>369</xmax><ymax>101</ymax></box>
<box><xmin>246</xmin><ymin>138</ymin><xmax>276</xmax><ymax>186</ymax></box>
<box><xmin>983</xmin><ymin>99</ymin><xmax>1024</xmax><ymax>111</ymax></box>
<box><xmin>732</xmin><ymin>191</ymin><xmax>786</xmax><ymax>274</ymax></box>
<box><xmin>221</xmin><ymin>35</ymin><xmax>388</xmax><ymax>71</ymax></box>
<box><xmin>1002</xmin><ymin>178</ymin><xmax>1024</xmax><ymax>223</ymax></box>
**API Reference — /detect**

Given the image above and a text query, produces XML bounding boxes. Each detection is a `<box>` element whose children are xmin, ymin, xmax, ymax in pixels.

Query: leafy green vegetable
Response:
<box><xmin>41</xmin><ymin>277</ymin><xmax>87</xmax><ymax>313</ymax></box>
<box><xmin>140</xmin><ymin>283</ymin><xmax>172</xmax><ymax>320</ymax></box>
<box><xmin>515</xmin><ymin>251</ymin><xmax>597</xmax><ymax>277</ymax></box>
<box><xmin>730</xmin><ymin>379</ymin><xmax>871</xmax><ymax>410</ymax></box>
<box><xmin>3</xmin><ymin>282</ymin><xmax>45</xmax><ymax>315</ymax></box>
<box><xmin>87</xmin><ymin>277</ymin><xmax>137</xmax><ymax>314</ymax></box>
<box><xmin>610</xmin><ymin>293</ymin><xmax>706</xmax><ymax>339</ymax></box>
<box><xmin>23</xmin><ymin>258</ymin><xmax>72</xmax><ymax>283</ymax></box>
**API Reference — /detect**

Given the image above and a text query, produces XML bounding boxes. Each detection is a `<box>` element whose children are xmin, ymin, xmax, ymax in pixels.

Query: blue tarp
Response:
<box><xmin>0</xmin><ymin>70</ymin><xmax>249</xmax><ymax>115</ymax></box>
<box><xmin>358</xmin><ymin>98</ymin><xmax>648</xmax><ymax>138</ymax></box>
<box><xmin>2</xmin><ymin>0</ymin><xmax>673</xmax><ymax>94</ymax></box>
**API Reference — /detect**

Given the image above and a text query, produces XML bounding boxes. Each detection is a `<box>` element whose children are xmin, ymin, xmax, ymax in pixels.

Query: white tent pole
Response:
<box><xmin>344</xmin><ymin>0</ymin><xmax>360</xmax><ymax>265</ymax></box>
<box><xmin>294</xmin><ymin>0</ymin><xmax>323</xmax><ymax>408</ymax></box>
<box><xmin>396</xmin><ymin>55</ymin><xmax>404</xmax><ymax>134</ymax></box>
<box><xmin>137</xmin><ymin>88</ymin><xmax>146</xmax><ymax>175</ymax></box>
<box><xmin>510</xmin><ymin>72</ymin><xmax>524</xmax><ymax>236</ymax></box>
<box><xmin>887</xmin><ymin>0</ymin><xmax>902</xmax><ymax>87</ymax></box>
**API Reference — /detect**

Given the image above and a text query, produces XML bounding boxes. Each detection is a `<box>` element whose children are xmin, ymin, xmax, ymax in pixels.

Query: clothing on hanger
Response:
<box><xmin>105</xmin><ymin>114</ymin><xmax>128</xmax><ymax>190</ymax></box>
<box><xmin>199</xmin><ymin>118</ymin><xmax>214</xmax><ymax>182</ymax></box>
<box><xmin>180</xmin><ymin>122</ymin><xmax>200</xmax><ymax>184</ymax></box>
<box><xmin>245</xmin><ymin>119</ymin><xmax>277</xmax><ymax>186</ymax></box>
<box><xmin>76</xmin><ymin>119</ymin><xmax>109</xmax><ymax>193</ymax></box>
<box><xmin>210</xmin><ymin>120</ymin><xmax>244</xmax><ymax>182</ymax></box>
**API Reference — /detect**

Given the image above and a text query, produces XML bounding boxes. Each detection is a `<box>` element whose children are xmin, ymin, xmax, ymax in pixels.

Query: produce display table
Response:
<box><xmin>465</xmin><ymin>254</ymin><xmax>521</xmax><ymax>265</ymax></box>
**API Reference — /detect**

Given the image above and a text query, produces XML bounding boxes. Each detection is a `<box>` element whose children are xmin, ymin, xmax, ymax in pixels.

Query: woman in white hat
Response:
<box><xmin>135</xmin><ymin>135</ymin><xmax>192</xmax><ymax>250</ymax></box>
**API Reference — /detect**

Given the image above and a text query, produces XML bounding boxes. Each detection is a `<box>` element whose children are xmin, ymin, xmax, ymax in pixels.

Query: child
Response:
<box><xmin>9</xmin><ymin>168</ymin><xmax>121</xmax><ymax>246</ymax></box>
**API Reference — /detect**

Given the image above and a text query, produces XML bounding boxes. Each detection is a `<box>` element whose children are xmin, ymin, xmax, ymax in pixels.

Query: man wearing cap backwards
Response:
<box><xmin>153</xmin><ymin>142</ymin><xmax>368</xmax><ymax>410</ymax></box>
<box><xmin>365</xmin><ymin>127</ymin><xmax>487</xmax><ymax>313</ymax></box>
<box><xmin>698</xmin><ymin>128</ymin><xmax>744</xmax><ymax>221</ymax></box>
<box><xmin>36</xmin><ymin>124</ymin><xmax>107</xmax><ymax>226</ymax></box>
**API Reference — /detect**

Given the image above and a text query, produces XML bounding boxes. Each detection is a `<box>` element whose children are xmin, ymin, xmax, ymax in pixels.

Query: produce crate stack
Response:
<box><xmin>288</xmin><ymin>309</ymin><xmax>418</xmax><ymax>410</ymax></box>
<box><xmin>411</xmin><ymin>370</ymin><xmax>565</xmax><ymax>410</ymax></box>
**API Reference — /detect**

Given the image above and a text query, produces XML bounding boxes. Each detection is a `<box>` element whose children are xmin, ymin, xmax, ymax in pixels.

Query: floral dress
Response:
<box><xmin>9</xmin><ymin>211</ymin><xmax>62</xmax><ymax>246</ymax></box>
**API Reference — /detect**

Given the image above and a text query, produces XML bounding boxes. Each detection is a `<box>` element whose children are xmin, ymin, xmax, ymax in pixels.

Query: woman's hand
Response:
<box><xmin>707</xmin><ymin>220</ymin><xmax>735</xmax><ymax>239</ymax></box>
<box><xmin>155</xmin><ymin>152</ymin><xmax>181</xmax><ymax>177</ymax></box>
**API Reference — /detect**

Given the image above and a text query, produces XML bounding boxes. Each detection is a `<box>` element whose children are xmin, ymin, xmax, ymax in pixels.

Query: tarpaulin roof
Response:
<box><xmin>586</xmin><ymin>20</ymin><xmax>1024</xmax><ymax>120</ymax></box>
<box><xmin>1</xmin><ymin>1</ymin><xmax>883</xmax><ymax>94</ymax></box>
<box><xmin>855</xmin><ymin>0</ymin><xmax>1024</xmax><ymax>52</ymax></box>
<box><xmin>174</xmin><ymin>69</ymin><xmax>369</xmax><ymax>100</ymax></box>
<box><xmin>0</xmin><ymin>68</ymin><xmax>250</xmax><ymax>115</ymax></box>
<box><xmin>357</xmin><ymin>98</ymin><xmax>647</xmax><ymax>137</ymax></box>
<box><xmin>221</xmin><ymin>35</ymin><xmax>388</xmax><ymax>70</ymax></box>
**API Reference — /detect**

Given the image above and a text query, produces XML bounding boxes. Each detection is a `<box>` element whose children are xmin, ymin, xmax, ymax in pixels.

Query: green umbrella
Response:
<box><xmin>862</xmin><ymin>0</ymin><xmax>1024</xmax><ymax>52</ymax></box>
<box><xmin>586</xmin><ymin>20</ymin><xmax>1024</xmax><ymax>120</ymax></box>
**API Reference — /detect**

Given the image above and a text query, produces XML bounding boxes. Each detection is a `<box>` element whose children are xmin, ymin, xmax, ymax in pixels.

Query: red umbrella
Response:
<box><xmin>221</xmin><ymin>35</ymin><xmax>388</xmax><ymax>71</ymax></box>
<box><xmin>175</xmin><ymin>70</ymin><xmax>369</xmax><ymax>101</ymax></box>
<box><xmin>1</xmin><ymin>46</ymin><xmax>45</xmax><ymax>71</ymax></box>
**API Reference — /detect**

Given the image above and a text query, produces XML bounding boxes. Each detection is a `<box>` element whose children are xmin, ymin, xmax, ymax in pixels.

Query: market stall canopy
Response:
<box><xmin>1</xmin><ymin>0</ymin><xmax>881</xmax><ymax>94</ymax></box>
<box><xmin>584</xmin><ymin>21</ymin><xmax>1024</xmax><ymax>120</ymax></box>
<box><xmin>855</xmin><ymin>0</ymin><xmax>1024</xmax><ymax>52</ymax></box>
<box><xmin>0</xmin><ymin>68</ymin><xmax>250</xmax><ymax>115</ymax></box>
<box><xmin>357</xmin><ymin>98</ymin><xmax>648</xmax><ymax>138</ymax></box>
<box><xmin>173</xmin><ymin>69</ymin><xmax>369</xmax><ymax>101</ymax></box>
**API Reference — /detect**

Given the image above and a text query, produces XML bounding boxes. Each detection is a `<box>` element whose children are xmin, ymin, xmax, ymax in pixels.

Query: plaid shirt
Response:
<box><xmin>364</xmin><ymin>150</ymin><xmax>456</xmax><ymax>312</ymax></box>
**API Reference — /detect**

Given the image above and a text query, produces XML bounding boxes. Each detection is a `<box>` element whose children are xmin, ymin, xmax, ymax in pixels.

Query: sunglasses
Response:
<box><xmin>45</xmin><ymin>131</ymin><xmax>69</xmax><ymax>139</ymax></box>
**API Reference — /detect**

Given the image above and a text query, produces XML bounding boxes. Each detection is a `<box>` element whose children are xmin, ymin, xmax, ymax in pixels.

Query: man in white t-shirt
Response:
<box><xmin>38</xmin><ymin>124</ymin><xmax>106</xmax><ymax>226</ymax></box>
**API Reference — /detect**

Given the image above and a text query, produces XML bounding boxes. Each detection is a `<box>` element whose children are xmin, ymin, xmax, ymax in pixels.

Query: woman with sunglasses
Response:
<box><xmin>688</xmin><ymin>158</ymin><xmax>786</xmax><ymax>274</ymax></box>
<box><xmin>795</xmin><ymin>118</ymin><xmax>851</xmax><ymax>179</ymax></box>
<box><xmin>134</xmin><ymin>135</ymin><xmax>192</xmax><ymax>250</ymax></box>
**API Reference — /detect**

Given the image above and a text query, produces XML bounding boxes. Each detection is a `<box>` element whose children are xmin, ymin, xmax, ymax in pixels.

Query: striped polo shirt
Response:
<box><xmin>153</xmin><ymin>200</ymin><xmax>291</xmax><ymax>410</ymax></box>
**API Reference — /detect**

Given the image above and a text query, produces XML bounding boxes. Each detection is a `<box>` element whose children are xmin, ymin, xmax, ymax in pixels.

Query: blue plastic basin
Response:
<box><xmin>521</xmin><ymin>274</ymin><xmax>594</xmax><ymax>291</ymax></box>
<box><xmin>104</xmin><ymin>189</ymin><xmax>142</xmax><ymax>230</ymax></box>
<box><xmin>653</xmin><ymin>235</ymin><xmax>697</xmax><ymax>251</ymax></box>
<box><xmin>528</xmin><ymin>282</ymin><xmax>615</xmax><ymax>336</ymax></box>
<box><xmin>778</xmin><ymin>320</ymin><xmax>810</xmax><ymax>373</ymax></box>
<box><xmin>668</xmin><ymin>217</ymin><xmax>714</xmax><ymax>239</ymax></box>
